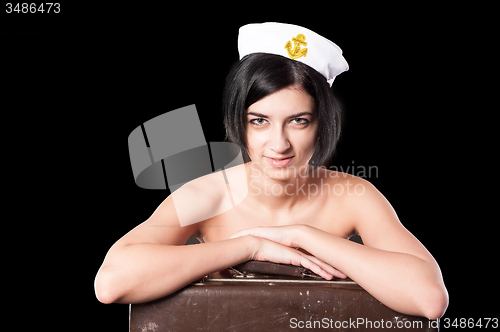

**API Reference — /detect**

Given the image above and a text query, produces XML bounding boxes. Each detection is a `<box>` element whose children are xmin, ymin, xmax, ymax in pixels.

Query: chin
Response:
<box><xmin>263</xmin><ymin>168</ymin><xmax>293</xmax><ymax>181</ymax></box>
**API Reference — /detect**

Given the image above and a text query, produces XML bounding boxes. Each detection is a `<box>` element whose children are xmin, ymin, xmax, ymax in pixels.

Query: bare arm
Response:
<box><xmin>95</xmin><ymin>177</ymin><xmax>337</xmax><ymax>304</ymax></box>
<box><xmin>94</xmin><ymin>172</ymin><xmax>254</xmax><ymax>303</ymax></box>
<box><xmin>96</xmin><ymin>232</ymin><xmax>257</xmax><ymax>304</ymax></box>
<box><xmin>295</xmin><ymin>226</ymin><xmax>448</xmax><ymax>319</ymax></box>
<box><xmin>231</xmin><ymin>178</ymin><xmax>449</xmax><ymax>319</ymax></box>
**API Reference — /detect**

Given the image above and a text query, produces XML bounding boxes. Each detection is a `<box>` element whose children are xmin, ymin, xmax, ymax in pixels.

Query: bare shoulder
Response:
<box><xmin>170</xmin><ymin>163</ymin><xmax>249</xmax><ymax>227</ymax></box>
<box><xmin>317</xmin><ymin>169</ymin><xmax>382</xmax><ymax>204</ymax></box>
<box><xmin>337</xmin><ymin>174</ymin><xmax>397</xmax><ymax>227</ymax></box>
<box><xmin>323</xmin><ymin>171</ymin><xmax>434</xmax><ymax>261</ymax></box>
<box><xmin>319</xmin><ymin>170</ymin><xmax>371</xmax><ymax>196</ymax></box>
<box><xmin>322</xmin><ymin>171</ymin><xmax>397</xmax><ymax>228</ymax></box>
<box><xmin>320</xmin><ymin>170</ymin><xmax>394</xmax><ymax>232</ymax></box>
<box><xmin>113</xmin><ymin>169</ymin><xmax>240</xmax><ymax>248</ymax></box>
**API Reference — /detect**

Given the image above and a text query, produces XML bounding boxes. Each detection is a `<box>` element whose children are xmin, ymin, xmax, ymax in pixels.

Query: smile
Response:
<box><xmin>264</xmin><ymin>156</ymin><xmax>294</xmax><ymax>167</ymax></box>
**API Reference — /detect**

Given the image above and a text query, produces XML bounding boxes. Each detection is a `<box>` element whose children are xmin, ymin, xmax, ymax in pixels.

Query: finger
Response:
<box><xmin>307</xmin><ymin>257</ymin><xmax>347</xmax><ymax>279</ymax></box>
<box><xmin>294</xmin><ymin>255</ymin><xmax>333</xmax><ymax>280</ymax></box>
<box><xmin>298</xmin><ymin>252</ymin><xmax>347</xmax><ymax>279</ymax></box>
<box><xmin>305</xmin><ymin>256</ymin><xmax>347</xmax><ymax>279</ymax></box>
<box><xmin>254</xmin><ymin>240</ymin><xmax>333</xmax><ymax>279</ymax></box>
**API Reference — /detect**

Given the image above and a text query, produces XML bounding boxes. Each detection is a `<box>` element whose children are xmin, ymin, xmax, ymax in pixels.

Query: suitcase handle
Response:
<box><xmin>231</xmin><ymin>261</ymin><xmax>322</xmax><ymax>278</ymax></box>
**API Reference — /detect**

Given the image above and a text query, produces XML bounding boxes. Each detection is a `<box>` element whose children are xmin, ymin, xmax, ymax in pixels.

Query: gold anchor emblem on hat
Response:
<box><xmin>285</xmin><ymin>34</ymin><xmax>308</xmax><ymax>59</ymax></box>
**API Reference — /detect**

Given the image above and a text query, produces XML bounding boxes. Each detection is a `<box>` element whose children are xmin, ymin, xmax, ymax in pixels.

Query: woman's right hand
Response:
<box><xmin>249</xmin><ymin>236</ymin><xmax>346</xmax><ymax>280</ymax></box>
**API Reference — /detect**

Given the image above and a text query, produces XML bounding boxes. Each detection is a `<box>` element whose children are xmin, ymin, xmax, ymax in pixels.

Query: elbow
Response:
<box><xmin>419</xmin><ymin>284</ymin><xmax>449</xmax><ymax>320</ymax></box>
<box><xmin>95</xmin><ymin>267</ymin><xmax>122</xmax><ymax>304</ymax></box>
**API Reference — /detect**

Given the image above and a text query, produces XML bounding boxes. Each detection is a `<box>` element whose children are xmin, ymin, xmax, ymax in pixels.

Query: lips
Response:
<box><xmin>265</xmin><ymin>156</ymin><xmax>294</xmax><ymax>167</ymax></box>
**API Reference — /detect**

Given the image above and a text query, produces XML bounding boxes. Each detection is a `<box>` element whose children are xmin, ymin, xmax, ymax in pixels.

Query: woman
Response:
<box><xmin>95</xmin><ymin>23</ymin><xmax>448</xmax><ymax>319</ymax></box>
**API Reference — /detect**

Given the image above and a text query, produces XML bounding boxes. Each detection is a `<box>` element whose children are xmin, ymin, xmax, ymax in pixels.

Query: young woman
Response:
<box><xmin>95</xmin><ymin>23</ymin><xmax>448</xmax><ymax>320</ymax></box>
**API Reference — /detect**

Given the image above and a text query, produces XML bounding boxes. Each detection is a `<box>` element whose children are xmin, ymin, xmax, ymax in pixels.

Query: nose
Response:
<box><xmin>269</xmin><ymin>128</ymin><xmax>291</xmax><ymax>154</ymax></box>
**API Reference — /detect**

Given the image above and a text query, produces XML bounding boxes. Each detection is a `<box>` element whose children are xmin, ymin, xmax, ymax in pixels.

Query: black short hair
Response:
<box><xmin>222</xmin><ymin>53</ymin><xmax>341</xmax><ymax>167</ymax></box>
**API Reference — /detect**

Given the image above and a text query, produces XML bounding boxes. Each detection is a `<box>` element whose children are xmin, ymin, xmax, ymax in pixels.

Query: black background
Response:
<box><xmin>2</xmin><ymin>3</ymin><xmax>496</xmax><ymax>330</ymax></box>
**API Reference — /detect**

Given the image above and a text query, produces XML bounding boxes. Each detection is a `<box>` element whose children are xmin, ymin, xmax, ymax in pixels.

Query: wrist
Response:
<box><xmin>292</xmin><ymin>224</ymin><xmax>313</xmax><ymax>248</ymax></box>
<box><xmin>240</xmin><ymin>235</ymin><xmax>260</xmax><ymax>261</ymax></box>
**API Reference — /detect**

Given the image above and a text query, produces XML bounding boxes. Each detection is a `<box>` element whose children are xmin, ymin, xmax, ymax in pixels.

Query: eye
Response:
<box><xmin>249</xmin><ymin>118</ymin><xmax>268</xmax><ymax>126</ymax></box>
<box><xmin>291</xmin><ymin>118</ymin><xmax>310</xmax><ymax>125</ymax></box>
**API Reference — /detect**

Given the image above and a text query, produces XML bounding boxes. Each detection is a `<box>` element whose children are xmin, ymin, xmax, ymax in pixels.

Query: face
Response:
<box><xmin>246</xmin><ymin>86</ymin><xmax>318</xmax><ymax>181</ymax></box>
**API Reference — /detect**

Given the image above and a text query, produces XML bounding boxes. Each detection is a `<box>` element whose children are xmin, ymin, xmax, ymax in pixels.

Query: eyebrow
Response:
<box><xmin>247</xmin><ymin>111</ymin><xmax>313</xmax><ymax>119</ymax></box>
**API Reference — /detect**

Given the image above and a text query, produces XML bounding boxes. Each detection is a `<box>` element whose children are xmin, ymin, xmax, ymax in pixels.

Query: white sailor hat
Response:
<box><xmin>238</xmin><ymin>22</ymin><xmax>348</xmax><ymax>86</ymax></box>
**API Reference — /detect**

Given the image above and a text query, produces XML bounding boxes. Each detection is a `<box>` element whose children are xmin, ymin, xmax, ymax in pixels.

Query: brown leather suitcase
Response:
<box><xmin>130</xmin><ymin>262</ymin><xmax>438</xmax><ymax>331</ymax></box>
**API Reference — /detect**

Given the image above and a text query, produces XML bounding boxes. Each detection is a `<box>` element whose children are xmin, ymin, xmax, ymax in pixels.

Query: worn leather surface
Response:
<box><xmin>130</xmin><ymin>263</ymin><xmax>437</xmax><ymax>331</ymax></box>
